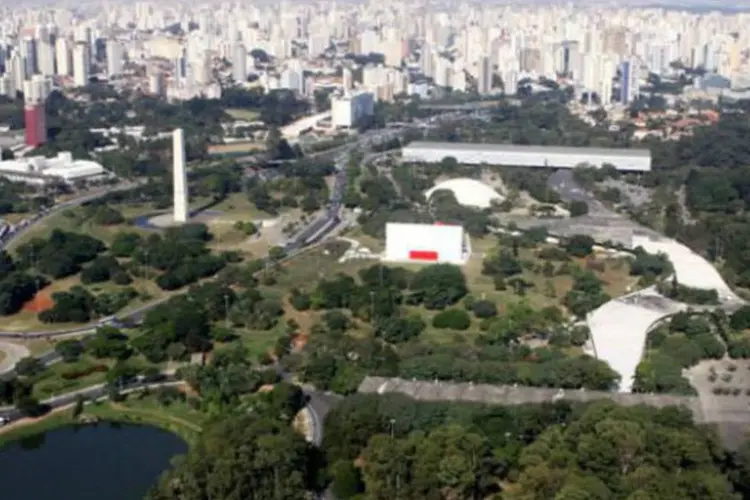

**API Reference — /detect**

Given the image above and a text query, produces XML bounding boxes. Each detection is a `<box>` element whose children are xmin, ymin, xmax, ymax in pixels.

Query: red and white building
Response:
<box><xmin>384</xmin><ymin>222</ymin><xmax>467</xmax><ymax>265</ymax></box>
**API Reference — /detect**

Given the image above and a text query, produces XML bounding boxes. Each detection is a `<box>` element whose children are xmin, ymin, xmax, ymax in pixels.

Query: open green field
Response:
<box><xmin>5</xmin><ymin>204</ymin><xmax>156</xmax><ymax>252</ymax></box>
<box><xmin>225</xmin><ymin>108</ymin><xmax>261</xmax><ymax>121</ymax></box>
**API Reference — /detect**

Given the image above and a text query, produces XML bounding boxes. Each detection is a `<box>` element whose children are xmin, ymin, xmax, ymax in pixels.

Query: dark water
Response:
<box><xmin>0</xmin><ymin>423</ymin><xmax>188</xmax><ymax>500</ymax></box>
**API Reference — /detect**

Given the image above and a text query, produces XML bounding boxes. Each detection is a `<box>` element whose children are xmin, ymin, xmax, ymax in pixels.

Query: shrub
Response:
<box><xmin>472</xmin><ymin>300</ymin><xmax>498</xmax><ymax>319</ymax></box>
<box><xmin>432</xmin><ymin>308</ymin><xmax>471</xmax><ymax>330</ymax></box>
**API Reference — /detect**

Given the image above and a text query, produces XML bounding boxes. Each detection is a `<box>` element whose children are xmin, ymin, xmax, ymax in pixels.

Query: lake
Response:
<box><xmin>0</xmin><ymin>423</ymin><xmax>188</xmax><ymax>500</ymax></box>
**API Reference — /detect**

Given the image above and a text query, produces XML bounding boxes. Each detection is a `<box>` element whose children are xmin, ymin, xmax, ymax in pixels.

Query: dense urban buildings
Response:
<box><xmin>0</xmin><ymin>1</ymin><xmax>743</xmax><ymax>112</ymax></box>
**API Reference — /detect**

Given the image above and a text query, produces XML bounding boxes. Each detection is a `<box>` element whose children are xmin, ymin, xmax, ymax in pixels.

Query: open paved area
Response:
<box><xmin>0</xmin><ymin>340</ymin><xmax>29</xmax><ymax>376</ymax></box>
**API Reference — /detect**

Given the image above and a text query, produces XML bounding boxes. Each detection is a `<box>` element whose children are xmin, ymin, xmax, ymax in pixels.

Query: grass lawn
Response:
<box><xmin>236</xmin><ymin>324</ymin><xmax>285</xmax><ymax>361</ymax></box>
<box><xmin>31</xmin><ymin>355</ymin><xmax>168</xmax><ymax>400</ymax></box>
<box><xmin>5</xmin><ymin>206</ymin><xmax>154</xmax><ymax>252</ymax></box>
<box><xmin>32</xmin><ymin>359</ymin><xmax>110</xmax><ymax>400</ymax></box>
<box><xmin>0</xmin><ymin>392</ymin><xmax>204</xmax><ymax>448</ymax></box>
<box><xmin>269</xmin><ymin>242</ymin><xmax>373</xmax><ymax>293</ymax></box>
<box><xmin>225</xmin><ymin>108</ymin><xmax>261</xmax><ymax>121</ymax></box>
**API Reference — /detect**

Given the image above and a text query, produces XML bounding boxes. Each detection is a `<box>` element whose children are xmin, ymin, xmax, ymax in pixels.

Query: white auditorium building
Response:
<box><xmin>0</xmin><ymin>152</ymin><xmax>109</xmax><ymax>186</ymax></box>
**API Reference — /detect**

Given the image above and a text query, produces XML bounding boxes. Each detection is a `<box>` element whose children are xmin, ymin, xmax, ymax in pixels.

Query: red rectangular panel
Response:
<box><xmin>409</xmin><ymin>250</ymin><xmax>438</xmax><ymax>261</ymax></box>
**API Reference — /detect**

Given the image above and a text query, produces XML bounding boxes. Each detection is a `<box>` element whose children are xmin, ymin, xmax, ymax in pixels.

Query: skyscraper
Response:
<box><xmin>55</xmin><ymin>37</ymin><xmax>72</xmax><ymax>76</ymax></box>
<box><xmin>619</xmin><ymin>59</ymin><xmax>636</xmax><ymax>105</ymax></box>
<box><xmin>106</xmin><ymin>39</ymin><xmax>124</xmax><ymax>77</ymax></box>
<box><xmin>477</xmin><ymin>55</ymin><xmax>492</xmax><ymax>94</ymax></box>
<box><xmin>232</xmin><ymin>43</ymin><xmax>246</xmax><ymax>83</ymax></box>
<box><xmin>73</xmin><ymin>42</ymin><xmax>90</xmax><ymax>87</ymax></box>
<box><xmin>172</xmin><ymin>128</ymin><xmax>188</xmax><ymax>224</ymax></box>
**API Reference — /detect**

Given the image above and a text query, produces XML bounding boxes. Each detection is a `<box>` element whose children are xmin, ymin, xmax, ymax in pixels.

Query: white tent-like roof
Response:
<box><xmin>425</xmin><ymin>178</ymin><xmax>503</xmax><ymax>209</ymax></box>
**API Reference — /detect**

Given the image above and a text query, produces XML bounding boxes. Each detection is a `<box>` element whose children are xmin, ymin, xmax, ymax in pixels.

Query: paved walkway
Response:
<box><xmin>0</xmin><ymin>341</ymin><xmax>29</xmax><ymax>376</ymax></box>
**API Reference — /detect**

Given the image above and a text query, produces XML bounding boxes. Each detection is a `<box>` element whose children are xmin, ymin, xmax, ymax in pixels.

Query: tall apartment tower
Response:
<box><xmin>55</xmin><ymin>37</ymin><xmax>72</xmax><ymax>76</ymax></box>
<box><xmin>477</xmin><ymin>55</ymin><xmax>492</xmax><ymax>94</ymax></box>
<box><xmin>73</xmin><ymin>42</ymin><xmax>91</xmax><ymax>87</ymax></box>
<box><xmin>172</xmin><ymin>128</ymin><xmax>188</xmax><ymax>224</ymax></box>
<box><xmin>232</xmin><ymin>43</ymin><xmax>246</xmax><ymax>83</ymax></box>
<box><xmin>23</xmin><ymin>78</ymin><xmax>47</xmax><ymax>147</ymax></box>
<box><xmin>106</xmin><ymin>39</ymin><xmax>124</xmax><ymax>78</ymax></box>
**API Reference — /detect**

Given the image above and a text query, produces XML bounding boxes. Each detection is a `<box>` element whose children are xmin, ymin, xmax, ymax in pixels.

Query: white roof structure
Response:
<box><xmin>425</xmin><ymin>178</ymin><xmax>503</xmax><ymax>209</ymax></box>
<box><xmin>587</xmin><ymin>288</ymin><xmax>687</xmax><ymax>392</ymax></box>
<box><xmin>403</xmin><ymin>141</ymin><xmax>652</xmax><ymax>172</ymax></box>
<box><xmin>632</xmin><ymin>235</ymin><xmax>740</xmax><ymax>301</ymax></box>
<box><xmin>0</xmin><ymin>152</ymin><xmax>107</xmax><ymax>183</ymax></box>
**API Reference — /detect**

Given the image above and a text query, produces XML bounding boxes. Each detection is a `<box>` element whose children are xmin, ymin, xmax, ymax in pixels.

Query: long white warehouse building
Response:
<box><xmin>402</xmin><ymin>141</ymin><xmax>652</xmax><ymax>172</ymax></box>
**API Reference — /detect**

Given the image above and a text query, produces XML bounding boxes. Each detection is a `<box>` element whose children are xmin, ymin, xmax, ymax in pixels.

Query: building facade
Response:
<box><xmin>384</xmin><ymin>222</ymin><xmax>466</xmax><ymax>265</ymax></box>
<box><xmin>402</xmin><ymin>142</ymin><xmax>652</xmax><ymax>172</ymax></box>
<box><xmin>331</xmin><ymin>91</ymin><xmax>375</xmax><ymax>128</ymax></box>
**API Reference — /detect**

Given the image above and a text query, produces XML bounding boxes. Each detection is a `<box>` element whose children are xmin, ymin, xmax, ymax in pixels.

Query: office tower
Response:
<box><xmin>619</xmin><ymin>59</ymin><xmax>635</xmax><ymax>105</ymax></box>
<box><xmin>0</xmin><ymin>75</ymin><xmax>15</xmax><ymax>99</ymax></box>
<box><xmin>477</xmin><ymin>55</ymin><xmax>491</xmax><ymax>94</ymax></box>
<box><xmin>36</xmin><ymin>29</ymin><xmax>55</xmax><ymax>77</ymax></box>
<box><xmin>172</xmin><ymin>128</ymin><xmax>188</xmax><ymax>224</ymax></box>
<box><xmin>148</xmin><ymin>71</ymin><xmax>164</xmax><ymax>96</ymax></box>
<box><xmin>502</xmin><ymin>69</ymin><xmax>518</xmax><ymax>95</ymax></box>
<box><xmin>73</xmin><ymin>42</ymin><xmax>90</xmax><ymax>87</ymax></box>
<box><xmin>232</xmin><ymin>43</ymin><xmax>246</xmax><ymax>83</ymax></box>
<box><xmin>55</xmin><ymin>38</ymin><xmax>72</xmax><ymax>76</ymax></box>
<box><xmin>342</xmin><ymin>67</ymin><xmax>353</xmax><ymax>93</ymax></box>
<box><xmin>8</xmin><ymin>52</ymin><xmax>25</xmax><ymax>96</ymax></box>
<box><xmin>106</xmin><ymin>39</ymin><xmax>124</xmax><ymax>77</ymax></box>
<box><xmin>20</xmin><ymin>36</ymin><xmax>36</xmax><ymax>76</ymax></box>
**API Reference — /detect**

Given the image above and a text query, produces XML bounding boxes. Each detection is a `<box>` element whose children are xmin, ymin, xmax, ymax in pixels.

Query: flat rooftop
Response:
<box><xmin>404</xmin><ymin>141</ymin><xmax>652</xmax><ymax>158</ymax></box>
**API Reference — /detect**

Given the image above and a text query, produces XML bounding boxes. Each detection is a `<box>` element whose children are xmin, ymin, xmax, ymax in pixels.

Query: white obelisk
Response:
<box><xmin>172</xmin><ymin>128</ymin><xmax>188</xmax><ymax>224</ymax></box>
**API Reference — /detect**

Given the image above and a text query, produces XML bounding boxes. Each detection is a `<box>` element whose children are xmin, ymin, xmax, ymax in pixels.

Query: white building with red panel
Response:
<box><xmin>384</xmin><ymin>222</ymin><xmax>468</xmax><ymax>265</ymax></box>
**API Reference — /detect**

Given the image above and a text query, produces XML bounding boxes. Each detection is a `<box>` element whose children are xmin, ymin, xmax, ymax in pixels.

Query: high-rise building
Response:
<box><xmin>55</xmin><ymin>38</ymin><xmax>72</xmax><ymax>76</ymax></box>
<box><xmin>23</xmin><ymin>76</ymin><xmax>49</xmax><ymax>147</ymax></box>
<box><xmin>232</xmin><ymin>43</ymin><xmax>246</xmax><ymax>83</ymax></box>
<box><xmin>172</xmin><ymin>128</ymin><xmax>188</xmax><ymax>224</ymax></box>
<box><xmin>20</xmin><ymin>36</ymin><xmax>36</xmax><ymax>76</ymax></box>
<box><xmin>619</xmin><ymin>59</ymin><xmax>636</xmax><ymax>105</ymax></box>
<box><xmin>106</xmin><ymin>39</ymin><xmax>124</xmax><ymax>77</ymax></box>
<box><xmin>0</xmin><ymin>75</ymin><xmax>15</xmax><ymax>99</ymax></box>
<box><xmin>342</xmin><ymin>67</ymin><xmax>353</xmax><ymax>93</ymax></box>
<box><xmin>477</xmin><ymin>55</ymin><xmax>492</xmax><ymax>94</ymax></box>
<box><xmin>73</xmin><ymin>42</ymin><xmax>90</xmax><ymax>87</ymax></box>
<box><xmin>8</xmin><ymin>52</ymin><xmax>25</xmax><ymax>96</ymax></box>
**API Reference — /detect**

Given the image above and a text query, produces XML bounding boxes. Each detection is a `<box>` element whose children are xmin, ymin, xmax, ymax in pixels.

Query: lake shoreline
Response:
<box><xmin>0</xmin><ymin>398</ymin><xmax>201</xmax><ymax>448</ymax></box>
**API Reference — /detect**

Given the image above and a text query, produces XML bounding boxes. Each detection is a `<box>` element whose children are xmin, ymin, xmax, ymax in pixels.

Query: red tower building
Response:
<box><xmin>24</xmin><ymin>103</ymin><xmax>46</xmax><ymax>147</ymax></box>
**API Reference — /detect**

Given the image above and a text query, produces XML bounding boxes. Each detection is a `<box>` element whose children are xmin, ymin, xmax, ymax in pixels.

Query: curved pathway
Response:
<box><xmin>0</xmin><ymin>341</ymin><xmax>29</xmax><ymax>376</ymax></box>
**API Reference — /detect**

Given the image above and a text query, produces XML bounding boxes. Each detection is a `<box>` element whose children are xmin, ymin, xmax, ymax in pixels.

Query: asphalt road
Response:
<box><xmin>0</xmin><ymin>110</ymin><xmax>477</xmax><ymax>456</ymax></box>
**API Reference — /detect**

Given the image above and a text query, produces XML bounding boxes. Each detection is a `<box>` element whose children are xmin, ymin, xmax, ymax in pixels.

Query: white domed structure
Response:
<box><xmin>425</xmin><ymin>178</ymin><xmax>504</xmax><ymax>209</ymax></box>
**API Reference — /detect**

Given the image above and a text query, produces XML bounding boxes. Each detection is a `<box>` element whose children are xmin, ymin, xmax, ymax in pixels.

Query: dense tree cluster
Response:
<box><xmin>0</xmin><ymin>250</ymin><xmax>48</xmax><ymax>315</ymax></box>
<box><xmin>635</xmin><ymin>312</ymin><xmax>725</xmax><ymax>394</ymax></box>
<box><xmin>146</xmin><ymin>411</ymin><xmax>317</xmax><ymax>500</ymax></box>
<box><xmin>17</xmin><ymin>229</ymin><xmax>105</xmax><ymax>279</ymax></box>
<box><xmin>322</xmin><ymin>393</ymin><xmax>740</xmax><ymax>500</ymax></box>
<box><xmin>39</xmin><ymin>286</ymin><xmax>137</xmax><ymax>323</ymax></box>
<box><xmin>129</xmin><ymin>224</ymin><xmax>228</xmax><ymax>291</ymax></box>
<box><xmin>282</xmin><ymin>261</ymin><xmax>617</xmax><ymax>392</ymax></box>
